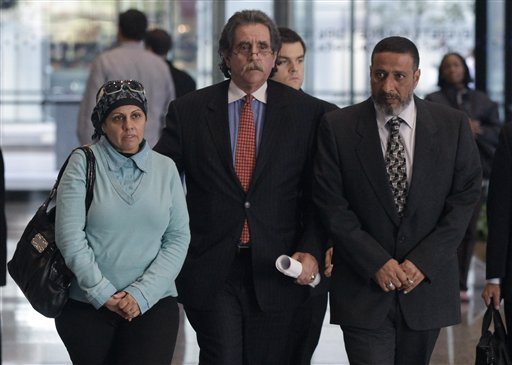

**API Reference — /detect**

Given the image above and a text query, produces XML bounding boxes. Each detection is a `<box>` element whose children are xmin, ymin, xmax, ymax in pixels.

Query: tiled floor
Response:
<box><xmin>1</xmin><ymin>191</ymin><xmax>492</xmax><ymax>365</ymax></box>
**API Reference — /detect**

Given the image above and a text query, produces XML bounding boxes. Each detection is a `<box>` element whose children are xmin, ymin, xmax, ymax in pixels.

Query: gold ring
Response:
<box><xmin>386</xmin><ymin>282</ymin><xmax>395</xmax><ymax>289</ymax></box>
<box><xmin>310</xmin><ymin>274</ymin><xmax>316</xmax><ymax>281</ymax></box>
<box><xmin>407</xmin><ymin>278</ymin><xmax>414</xmax><ymax>285</ymax></box>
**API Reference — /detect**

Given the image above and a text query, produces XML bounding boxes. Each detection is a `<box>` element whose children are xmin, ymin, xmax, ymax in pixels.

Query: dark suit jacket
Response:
<box><xmin>313</xmin><ymin>96</ymin><xmax>482</xmax><ymax>331</ymax></box>
<box><xmin>425</xmin><ymin>88</ymin><xmax>501</xmax><ymax>178</ymax></box>
<box><xmin>167</xmin><ymin>61</ymin><xmax>196</xmax><ymax>98</ymax></box>
<box><xmin>486</xmin><ymin>122</ymin><xmax>512</xmax><ymax>301</ymax></box>
<box><xmin>0</xmin><ymin>148</ymin><xmax>6</xmax><ymax>286</ymax></box>
<box><xmin>154</xmin><ymin>79</ymin><xmax>330</xmax><ymax>312</ymax></box>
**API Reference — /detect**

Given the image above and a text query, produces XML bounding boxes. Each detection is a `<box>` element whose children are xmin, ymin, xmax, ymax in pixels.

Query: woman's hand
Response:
<box><xmin>117</xmin><ymin>291</ymin><xmax>141</xmax><ymax>321</ymax></box>
<box><xmin>104</xmin><ymin>291</ymin><xmax>140</xmax><ymax>321</ymax></box>
<box><xmin>105</xmin><ymin>292</ymin><xmax>128</xmax><ymax>318</ymax></box>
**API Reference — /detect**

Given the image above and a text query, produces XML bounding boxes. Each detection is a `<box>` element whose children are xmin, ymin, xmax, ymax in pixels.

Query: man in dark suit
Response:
<box><xmin>482</xmin><ymin>122</ymin><xmax>512</xmax><ymax>351</ymax></box>
<box><xmin>145</xmin><ymin>28</ymin><xmax>196</xmax><ymax>98</ymax></box>
<box><xmin>313</xmin><ymin>36</ymin><xmax>482</xmax><ymax>364</ymax></box>
<box><xmin>270</xmin><ymin>26</ymin><xmax>337</xmax><ymax>365</ymax></box>
<box><xmin>154</xmin><ymin>10</ymin><xmax>328</xmax><ymax>364</ymax></box>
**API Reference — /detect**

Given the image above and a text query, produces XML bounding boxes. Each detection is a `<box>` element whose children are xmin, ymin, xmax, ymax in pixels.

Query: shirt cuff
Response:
<box><xmin>124</xmin><ymin>285</ymin><xmax>149</xmax><ymax>314</ymax></box>
<box><xmin>487</xmin><ymin>278</ymin><xmax>500</xmax><ymax>285</ymax></box>
<box><xmin>87</xmin><ymin>282</ymin><xmax>118</xmax><ymax>309</ymax></box>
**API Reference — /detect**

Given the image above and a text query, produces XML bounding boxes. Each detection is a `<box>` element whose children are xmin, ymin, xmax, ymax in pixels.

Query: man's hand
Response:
<box><xmin>482</xmin><ymin>283</ymin><xmax>501</xmax><ymax>310</ymax></box>
<box><xmin>291</xmin><ymin>252</ymin><xmax>319</xmax><ymax>286</ymax></box>
<box><xmin>324</xmin><ymin>247</ymin><xmax>334</xmax><ymax>278</ymax></box>
<box><xmin>374</xmin><ymin>259</ymin><xmax>408</xmax><ymax>292</ymax></box>
<box><xmin>469</xmin><ymin>119</ymin><xmax>482</xmax><ymax>137</ymax></box>
<box><xmin>399</xmin><ymin>259</ymin><xmax>425</xmax><ymax>294</ymax></box>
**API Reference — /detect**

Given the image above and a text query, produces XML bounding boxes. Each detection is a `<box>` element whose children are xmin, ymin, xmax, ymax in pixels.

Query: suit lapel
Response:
<box><xmin>405</xmin><ymin>97</ymin><xmax>438</xmax><ymax>218</ymax></box>
<box><xmin>205</xmin><ymin>81</ymin><xmax>240</xmax><ymax>183</ymax></box>
<box><xmin>249</xmin><ymin>82</ymin><xmax>286</xmax><ymax>190</ymax></box>
<box><xmin>355</xmin><ymin>99</ymin><xmax>401</xmax><ymax>226</ymax></box>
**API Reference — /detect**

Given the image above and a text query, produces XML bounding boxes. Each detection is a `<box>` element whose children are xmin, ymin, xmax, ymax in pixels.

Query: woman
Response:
<box><xmin>55</xmin><ymin>80</ymin><xmax>190</xmax><ymax>365</ymax></box>
<box><xmin>425</xmin><ymin>52</ymin><xmax>501</xmax><ymax>302</ymax></box>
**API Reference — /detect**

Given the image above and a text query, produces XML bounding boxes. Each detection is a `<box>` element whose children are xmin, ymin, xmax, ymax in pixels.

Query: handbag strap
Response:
<box><xmin>46</xmin><ymin>146</ymin><xmax>96</xmax><ymax>212</ymax></box>
<box><xmin>481</xmin><ymin>304</ymin><xmax>493</xmax><ymax>335</ymax></box>
<box><xmin>482</xmin><ymin>304</ymin><xmax>509</xmax><ymax>341</ymax></box>
<box><xmin>491</xmin><ymin>305</ymin><xmax>509</xmax><ymax>341</ymax></box>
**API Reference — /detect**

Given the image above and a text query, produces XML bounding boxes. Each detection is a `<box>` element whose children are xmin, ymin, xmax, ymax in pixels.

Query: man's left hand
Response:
<box><xmin>399</xmin><ymin>259</ymin><xmax>425</xmax><ymax>294</ymax></box>
<box><xmin>291</xmin><ymin>252</ymin><xmax>319</xmax><ymax>286</ymax></box>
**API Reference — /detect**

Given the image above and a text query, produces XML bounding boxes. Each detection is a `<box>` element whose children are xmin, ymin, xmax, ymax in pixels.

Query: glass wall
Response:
<box><xmin>3</xmin><ymin>0</ymin><xmax>510</xmax><ymax>190</ymax></box>
<box><xmin>486</xmin><ymin>0</ymin><xmax>505</xmax><ymax>121</ymax></box>
<box><xmin>291</xmin><ymin>0</ymin><xmax>475</xmax><ymax>107</ymax></box>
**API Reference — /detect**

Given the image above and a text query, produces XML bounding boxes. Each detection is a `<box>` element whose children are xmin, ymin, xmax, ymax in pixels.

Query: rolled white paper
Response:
<box><xmin>275</xmin><ymin>255</ymin><xmax>321</xmax><ymax>287</ymax></box>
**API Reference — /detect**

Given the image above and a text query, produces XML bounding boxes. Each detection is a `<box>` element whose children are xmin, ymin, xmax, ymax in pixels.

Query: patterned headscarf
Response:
<box><xmin>91</xmin><ymin>80</ymin><xmax>148</xmax><ymax>140</ymax></box>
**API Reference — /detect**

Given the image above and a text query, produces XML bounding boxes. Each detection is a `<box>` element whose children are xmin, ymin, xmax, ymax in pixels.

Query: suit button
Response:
<box><xmin>244</xmin><ymin>201</ymin><xmax>251</xmax><ymax>209</ymax></box>
<box><xmin>399</xmin><ymin>235</ymin><xmax>406</xmax><ymax>243</ymax></box>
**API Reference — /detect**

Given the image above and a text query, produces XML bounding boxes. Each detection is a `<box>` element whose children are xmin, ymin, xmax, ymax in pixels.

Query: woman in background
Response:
<box><xmin>55</xmin><ymin>80</ymin><xmax>190</xmax><ymax>365</ymax></box>
<box><xmin>425</xmin><ymin>52</ymin><xmax>501</xmax><ymax>302</ymax></box>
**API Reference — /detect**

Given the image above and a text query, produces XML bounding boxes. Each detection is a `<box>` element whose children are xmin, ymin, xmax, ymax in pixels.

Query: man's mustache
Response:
<box><xmin>243</xmin><ymin>62</ymin><xmax>264</xmax><ymax>72</ymax></box>
<box><xmin>380</xmin><ymin>91</ymin><xmax>400</xmax><ymax>100</ymax></box>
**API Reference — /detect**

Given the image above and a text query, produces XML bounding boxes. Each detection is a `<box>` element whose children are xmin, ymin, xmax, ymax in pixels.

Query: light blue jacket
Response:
<box><xmin>56</xmin><ymin>137</ymin><xmax>190</xmax><ymax>314</ymax></box>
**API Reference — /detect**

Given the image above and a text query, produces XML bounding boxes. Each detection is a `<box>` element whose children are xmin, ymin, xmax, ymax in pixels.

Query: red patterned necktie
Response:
<box><xmin>235</xmin><ymin>95</ymin><xmax>256</xmax><ymax>244</ymax></box>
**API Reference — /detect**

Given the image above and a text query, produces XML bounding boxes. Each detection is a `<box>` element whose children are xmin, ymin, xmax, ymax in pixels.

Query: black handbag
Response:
<box><xmin>475</xmin><ymin>304</ymin><xmax>512</xmax><ymax>365</ymax></box>
<box><xmin>7</xmin><ymin>146</ymin><xmax>95</xmax><ymax>318</ymax></box>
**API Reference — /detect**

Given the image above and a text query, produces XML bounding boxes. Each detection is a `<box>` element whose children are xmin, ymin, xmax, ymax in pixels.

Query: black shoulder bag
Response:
<box><xmin>476</xmin><ymin>304</ymin><xmax>512</xmax><ymax>365</ymax></box>
<box><xmin>7</xmin><ymin>146</ymin><xmax>96</xmax><ymax>318</ymax></box>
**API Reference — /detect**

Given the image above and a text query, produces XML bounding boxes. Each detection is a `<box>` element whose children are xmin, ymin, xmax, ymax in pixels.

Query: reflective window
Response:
<box><xmin>292</xmin><ymin>1</ymin><xmax>475</xmax><ymax>107</ymax></box>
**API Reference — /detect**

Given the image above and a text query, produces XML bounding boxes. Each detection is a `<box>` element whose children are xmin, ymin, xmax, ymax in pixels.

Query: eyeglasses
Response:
<box><xmin>95</xmin><ymin>80</ymin><xmax>145</xmax><ymax>102</ymax></box>
<box><xmin>232</xmin><ymin>42</ymin><xmax>274</xmax><ymax>57</ymax></box>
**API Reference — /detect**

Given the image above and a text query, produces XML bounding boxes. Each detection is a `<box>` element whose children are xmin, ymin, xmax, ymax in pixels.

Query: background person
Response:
<box><xmin>145</xmin><ymin>28</ymin><xmax>196</xmax><ymax>98</ymax></box>
<box><xmin>425</xmin><ymin>52</ymin><xmax>501</xmax><ymax>302</ymax></box>
<box><xmin>313</xmin><ymin>36</ymin><xmax>482</xmax><ymax>364</ymax></box>
<box><xmin>56</xmin><ymin>80</ymin><xmax>190</xmax><ymax>365</ymax></box>
<box><xmin>154</xmin><ymin>10</ymin><xmax>329</xmax><ymax>364</ymax></box>
<box><xmin>482</xmin><ymin>122</ymin><xmax>512</xmax><ymax>351</ymax></box>
<box><xmin>77</xmin><ymin>9</ymin><xmax>175</xmax><ymax>147</ymax></box>
<box><xmin>271</xmin><ymin>26</ymin><xmax>337</xmax><ymax>365</ymax></box>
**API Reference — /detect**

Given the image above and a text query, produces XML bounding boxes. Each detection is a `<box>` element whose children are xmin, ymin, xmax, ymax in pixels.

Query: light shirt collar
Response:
<box><xmin>375</xmin><ymin>97</ymin><xmax>417</xmax><ymax>131</ymax></box>
<box><xmin>119</xmin><ymin>41</ymin><xmax>145</xmax><ymax>50</ymax></box>
<box><xmin>99</xmin><ymin>136</ymin><xmax>150</xmax><ymax>172</ymax></box>
<box><xmin>228</xmin><ymin>81</ymin><xmax>267</xmax><ymax>104</ymax></box>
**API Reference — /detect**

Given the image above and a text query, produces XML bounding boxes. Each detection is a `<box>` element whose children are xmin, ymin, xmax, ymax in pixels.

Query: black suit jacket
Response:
<box><xmin>313</xmin><ymin>96</ymin><xmax>482</xmax><ymax>330</ymax></box>
<box><xmin>425</xmin><ymin>88</ymin><xmax>501</xmax><ymax>178</ymax></box>
<box><xmin>154</xmin><ymin>79</ymin><xmax>331</xmax><ymax>311</ymax></box>
<box><xmin>486</xmin><ymin>122</ymin><xmax>512</xmax><ymax>301</ymax></box>
<box><xmin>167</xmin><ymin>61</ymin><xmax>196</xmax><ymax>98</ymax></box>
<box><xmin>0</xmin><ymin>148</ymin><xmax>6</xmax><ymax>286</ymax></box>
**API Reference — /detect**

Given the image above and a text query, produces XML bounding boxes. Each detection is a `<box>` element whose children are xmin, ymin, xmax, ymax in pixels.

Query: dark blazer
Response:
<box><xmin>0</xmin><ymin>148</ymin><xmax>6</xmax><ymax>286</ymax></box>
<box><xmin>425</xmin><ymin>88</ymin><xmax>501</xmax><ymax>178</ymax></box>
<box><xmin>313</xmin><ymin>96</ymin><xmax>482</xmax><ymax>331</ymax></box>
<box><xmin>486</xmin><ymin>122</ymin><xmax>512</xmax><ymax>301</ymax></box>
<box><xmin>167</xmin><ymin>61</ymin><xmax>196</xmax><ymax>98</ymax></box>
<box><xmin>154</xmin><ymin>79</ymin><xmax>330</xmax><ymax>312</ymax></box>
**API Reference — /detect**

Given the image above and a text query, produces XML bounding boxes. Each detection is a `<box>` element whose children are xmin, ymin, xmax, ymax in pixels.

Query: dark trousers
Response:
<box><xmin>184</xmin><ymin>249</ymin><xmax>295</xmax><ymax>365</ymax></box>
<box><xmin>458</xmin><ymin>193</ymin><xmax>483</xmax><ymax>291</ymax></box>
<box><xmin>341</xmin><ymin>296</ymin><xmax>440</xmax><ymax>365</ymax></box>
<box><xmin>55</xmin><ymin>296</ymin><xmax>179</xmax><ymax>365</ymax></box>
<box><xmin>288</xmin><ymin>292</ymin><xmax>328</xmax><ymax>365</ymax></box>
